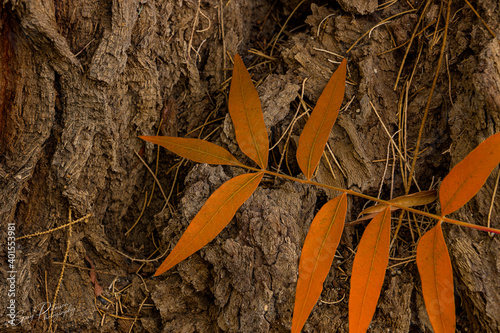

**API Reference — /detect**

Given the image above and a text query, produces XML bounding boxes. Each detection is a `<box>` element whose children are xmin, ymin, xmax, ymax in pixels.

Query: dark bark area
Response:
<box><xmin>0</xmin><ymin>0</ymin><xmax>499</xmax><ymax>332</ymax></box>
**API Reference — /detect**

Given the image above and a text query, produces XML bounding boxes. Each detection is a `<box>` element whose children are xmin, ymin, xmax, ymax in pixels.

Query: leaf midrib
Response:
<box><xmin>163</xmin><ymin>172</ymin><xmax>262</xmax><ymax>269</ymax></box>
<box><xmin>306</xmin><ymin>78</ymin><xmax>340</xmax><ymax>178</ymax></box>
<box><xmin>165</xmin><ymin>139</ymin><xmax>240</xmax><ymax>165</ymax></box>
<box><xmin>297</xmin><ymin>196</ymin><xmax>344</xmax><ymax>326</ymax></box>
<box><xmin>238</xmin><ymin>67</ymin><xmax>265</xmax><ymax>169</ymax></box>
<box><xmin>355</xmin><ymin>208</ymin><xmax>389</xmax><ymax>331</ymax></box>
<box><xmin>432</xmin><ymin>224</ymin><xmax>447</xmax><ymax>332</ymax></box>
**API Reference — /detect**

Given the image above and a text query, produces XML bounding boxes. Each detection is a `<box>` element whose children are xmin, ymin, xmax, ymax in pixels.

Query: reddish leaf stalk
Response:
<box><xmin>238</xmin><ymin>165</ymin><xmax>500</xmax><ymax>234</ymax></box>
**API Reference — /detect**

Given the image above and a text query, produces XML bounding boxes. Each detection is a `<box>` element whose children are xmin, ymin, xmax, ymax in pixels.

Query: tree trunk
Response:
<box><xmin>1</xmin><ymin>0</ymin><xmax>499</xmax><ymax>332</ymax></box>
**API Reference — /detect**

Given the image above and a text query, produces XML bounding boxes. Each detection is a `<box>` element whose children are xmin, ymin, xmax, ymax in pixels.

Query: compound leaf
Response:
<box><xmin>154</xmin><ymin>172</ymin><xmax>264</xmax><ymax>276</ymax></box>
<box><xmin>228</xmin><ymin>54</ymin><xmax>269</xmax><ymax>169</ymax></box>
<box><xmin>292</xmin><ymin>193</ymin><xmax>347</xmax><ymax>333</ymax></box>
<box><xmin>349</xmin><ymin>207</ymin><xmax>391</xmax><ymax>333</ymax></box>
<box><xmin>297</xmin><ymin>59</ymin><xmax>347</xmax><ymax>179</ymax></box>
<box><xmin>140</xmin><ymin>136</ymin><xmax>244</xmax><ymax>166</ymax></box>
<box><xmin>416</xmin><ymin>222</ymin><xmax>455</xmax><ymax>333</ymax></box>
<box><xmin>440</xmin><ymin>132</ymin><xmax>500</xmax><ymax>216</ymax></box>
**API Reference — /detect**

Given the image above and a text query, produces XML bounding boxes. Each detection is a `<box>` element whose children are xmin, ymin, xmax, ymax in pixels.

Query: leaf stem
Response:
<box><xmin>240</xmin><ymin>164</ymin><xmax>500</xmax><ymax>235</ymax></box>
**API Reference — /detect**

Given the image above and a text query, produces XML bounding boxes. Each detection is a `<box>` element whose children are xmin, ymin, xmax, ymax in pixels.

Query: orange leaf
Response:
<box><xmin>440</xmin><ymin>132</ymin><xmax>500</xmax><ymax>216</ymax></box>
<box><xmin>416</xmin><ymin>222</ymin><xmax>455</xmax><ymax>333</ymax></box>
<box><xmin>297</xmin><ymin>59</ymin><xmax>347</xmax><ymax>179</ymax></box>
<box><xmin>228</xmin><ymin>54</ymin><xmax>269</xmax><ymax>169</ymax></box>
<box><xmin>360</xmin><ymin>190</ymin><xmax>437</xmax><ymax>216</ymax></box>
<box><xmin>349</xmin><ymin>207</ymin><xmax>391</xmax><ymax>333</ymax></box>
<box><xmin>154</xmin><ymin>172</ymin><xmax>263</xmax><ymax>275</ymax></box>
<box><xmin>292</xmin><ymin>194</ymin><xmax>347</xmax><ymax>333</ymax></box>
<box><xmin>139</xmin><ymin>136</ymin><xmax>243</xmax><ymax>166</ymax></box>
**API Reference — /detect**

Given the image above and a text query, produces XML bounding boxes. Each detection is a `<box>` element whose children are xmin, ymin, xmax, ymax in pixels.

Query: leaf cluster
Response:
<box><xmin>140</xmin><ymin>54</ymin><xmax>500</xmax><ymax>333</ymax></box>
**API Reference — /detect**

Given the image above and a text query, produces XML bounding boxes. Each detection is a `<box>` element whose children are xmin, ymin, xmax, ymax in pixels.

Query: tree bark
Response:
<box><xmin>1</xmin><ymin>1</ymin><xmax>499</xmax><ymax>332</ymax></box>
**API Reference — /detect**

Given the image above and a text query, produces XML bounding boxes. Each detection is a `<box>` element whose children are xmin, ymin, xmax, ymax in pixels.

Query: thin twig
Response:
<box><xmin>219</xmin><ymin>0</ymin><xmax>226</xmax><ymax>81</ymax></box>
<box><xmin>370</xmin><ymin>101</ymin><xmax>421</xmax><ymax>191</ymax></box>
<box><xmin>487</xmin><ymin>168</ymin><xmax>500</xmax><ymax>237</ymax></box>
<box><xmin>316</xmin><ymin>14</ymin><xmax>336</xmax><ymax>37</ymax></box>
<box><xmin>378</xmin><ymin>19</ymin><xmax>437</xmax><ymax>56</ymax></box>
<box><xmin>196</xmin><ymin>8</ymin><xmax>211</xmax><ymax>33</ymax></box>
<box><xmin>463</xmin><ymin>0</ymin><xmax>499</xmax><ymax>45</ymax></box>
<box><xmin>320</xmin><ymin>293</ymin><xmax>345</xmax><ymax>305</ymax></box>
<box><xmin>406</xmin><ymin>0</ymin><xmax>452</xmax><ymax>192</ymax></box>
<box><xmin>186</xmin><ymin>0</ymin><xmax>201</xmax><ymax>61</ymax></box>
<box><xmin>270</xmin><ymin>0</ymin><xmax>308</xmax><ymax>57</ymax></box>
<box><xmin>49</xmin><ymin>209</ymin><xmax>74</xmax><ymax>332</ymax></box>
<box><xmin>52</xmin><ymin>262</ymin><xmax>127</xmax><ymax>277</ymax></box>
<box><xmin>125</xmin><ymin>191</ymin><xmax>148</xmax><ymax>237</ymax></box>
<box><xmin>393</xmin><ymin>1</ymin><xmax>431</xmax><ymax>90</ymax></box>
<box><xmin>112</xmin><ymin>245</ymin><xmax>170</xmax><ymax>263</ymax></box>
<box><xmin>18</xmin><ymin>214</ymin><xmax>91</xmax><ymax>240</ymax></box>
<box><xmin>134</xmin><ymin>150</ymin><xmax>168</xmax><ymax>211</ymax></box>
<box><xmin>128</xmin><ymin>296</ymin><xmax>149</xmax><ymax>333</ymax></box>
<box><xmin>445</xmin><ymin>54</ymin><xmax>454</xmax><ymax>106</ymax></box>
<box><xmin>347</xmin><ymin>9</ymin><xmax>418</xmax><ymax>54</ymax></box>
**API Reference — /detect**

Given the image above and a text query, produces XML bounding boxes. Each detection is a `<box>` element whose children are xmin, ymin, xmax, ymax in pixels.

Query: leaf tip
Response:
<box><xmin>139</xmin><ymin>135</ymin><xmax>153</xmax><ymax>143</ymax></box>
<box><xmin>154</xmin><ymin>260</ymin><xmax>174</xmax><ymax>276</ymax></box>
<box><xmin>153</xmin><ymin>267</ymin><xmax>166</xmax><ymax>277</ymax></box>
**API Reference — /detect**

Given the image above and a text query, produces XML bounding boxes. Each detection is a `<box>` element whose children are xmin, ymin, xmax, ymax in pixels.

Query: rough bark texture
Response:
<box><xmin>1</xmin><ymin>0</ymin><xmax>499</xmax><ymax>332</ymax></box>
